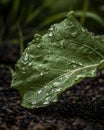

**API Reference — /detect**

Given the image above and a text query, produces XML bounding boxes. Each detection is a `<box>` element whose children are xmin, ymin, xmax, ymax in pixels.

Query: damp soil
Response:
<box><xmin>0</xmin><ymin>43</ymin><xmax>104</xmax><ymax>130</ymax></box>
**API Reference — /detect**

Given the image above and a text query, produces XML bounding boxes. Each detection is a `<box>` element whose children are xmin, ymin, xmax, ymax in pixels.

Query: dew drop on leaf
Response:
<box><xmin>53</xmin><ymin>82</ymin><xmax>60</xmax><ymax>87</ymax></box>
<box><xmin>49</xmin><ymin>26</ymin><xmax>54</xmax><ymax>31</ymax></box>
<box><xmin>48</xmin><ymin>32</ymin><xmax>53</xmax><ymax>37</ymax></box>
<box><xmin>79</xmin><ymin>63</ymin><xmax>83</xmax><ymax>66</ymax></box>
<box><xmin>60</xmin><ymin>77</ymin><xmax>63</xmax><ymax>80</ymax></box>
<box><xmin>48</xmin><ymin>25</ymin><xmax>55</xmax><ymax>37</ymax></box>
<box><xmin>81</xmin><ymin>27</ymin><xmax>86</xmax><ymax>32</ymax></box>
<box><xmin>21</xmin><ymin>68</ymin><xmax>26</xmax><ymax>74</ymax></box>
<box><xmin>65</xmin><ymin>75</ymin><xmax>68</xmax><ymax>78</ymax></box>
<box><xmin>55</xmin><ymin>88</ymin><xmax>61</xmax><ymax>92</ymax></box>
<box><xmin>24</xmin><ymin>53</ymin><xmax>28</xmax><ymax>61</ymax></box>
<box><xmin>40</xmin><ymin>72</ymin><xmax>44</xmax><ymax>76</ymax></box>
<box><xmin>34</xmin><ymin>33</ymin><xmax>41</xmax><ymax>43</ymax></box>
<box><xmin>28</xmin><ymin>63</ymin><xmax>32</xmax><ymax>67</ymax></box>
<box><xmin>71</xmin><ymin>31</ymin><xmax>77</xmax><ymax>37</ymax></box>
<box><xmin>32</xmin><ymin>101</ymin><xmax>36</xmax><ymax>105</ymax></box>
<box><xmin>77</xmin><ymin>74</ymin><xmax>83</xmax><ymax>79</ymax></box>
<box><xmin>36</xmin><ymin>45</ymin><xmax>41</xmax><ymax>48</ymax></box>
<box><xmin>48</xmin><ymin>50</ymin><xmax>51</xmax><ymax>53</ymax></box>
<box><xmin>60</xmin><ymin>41</ymin><xmax>65</xmax><ymax>49</ymax></box>
<box><xmin>46</xmin><ymin>93</ymin><xmax>49</xmax><ymax>96</ymax></box>
<box><xmin>73</xmin><ymin>64</ymin><xmax>77</xmax><ymax>68</ymax></box>
<box><xmin>43</xmin><ymin>101</ymin><xmax>49</xmax><ymax>105</ymax></box>
<box><xmin>38</xmin><ymin>90</ymin><xmax>42</xmax><ymax>94</ymax></box>
<box><xmin>39</xmin><ymin>64</ymin><xmax>42</xmax><ymax>67</ymax></box>
<box><xmin>53</xmin><ymin>99</ymin><xmax>57</xmax><ymax>102</ymax></box>
<box><xmin>45</xmin><ymin>97</ymin><xmax>50</xmax><ymax>101</ymax></box>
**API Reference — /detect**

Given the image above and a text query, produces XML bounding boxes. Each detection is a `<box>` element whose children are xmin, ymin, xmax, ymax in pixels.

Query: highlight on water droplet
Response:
<box><xmin>32</xmin><ymin>101</ymin><xmax>36</xmax><ymax>105</ymax></box>
<box><xmin>53</xmin><ymin>82</ymin><xmax>60</xmax><ymax>87</ymax></box>
<box><xmin>60</xmin><ymin>41</ymin><xmax>65</xmax><ymax>49</ymax></box>
<box><xmin>81</xmin><ymin>27</ymin><xmax>86</xmax><ymax>32</ymax></box>
<box><xmin>36</xmin><ymin>44</ymin><xmax>41</xmax><ymax>48</ymax></box>
<box><xmin>71</xmin><ymin>31</ymin><xmax>77</xmax><ymax>37</ymax></box>
<box><xmin>40</xmin><ymin>72</ymin><xmax>44</xmax><ymax>76</ymax></box>
<box><xmin>24</xmin><ymin>53</ymin><xmax>28</xmax><ymax>61</ymax></box>
<box><xmin>55</xmin><ymin>88</ymin><xmax>61</xmax><ymax>92</ymax></box>
<box><xmin>48</xmin><ymin>32</ymin><xmax>53</xmax><ymax>37</ymax></box>
<box><xmin>73</xmin><ymin>64</ymin><xmax>77</xmax><ymax>68</ymax></box>
<box><xmin>28</xmin><ymin>63</ymin><xmax>32</xmax><ymax>67</ymax></box>
<box><xmin>21</xmin><ymin>68</ymin><xmax>26</xmax><ymax>74</ymax></box>
<box><xmin>43</xmin><ymin>101</ymin><xmax>49</xmax><ymax>105</ymax></box>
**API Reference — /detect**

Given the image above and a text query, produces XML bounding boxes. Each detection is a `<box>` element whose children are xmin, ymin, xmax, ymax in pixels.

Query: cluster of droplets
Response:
<box><xmin>48</xmin><ymin>24</ymin><xmax>63</xmax><ymax>41</ymax></box>
<box><xmin>30</xmin><ymin>63</ymin><xmax>85</xmax><ymax>108</ymax></box>
<box><xmin>48</xmin><ymin>25</ymin><xmax>54</xmax><ymax>38</ymax></box>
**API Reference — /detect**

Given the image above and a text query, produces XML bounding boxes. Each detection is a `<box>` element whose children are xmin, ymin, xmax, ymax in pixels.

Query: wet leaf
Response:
<box><xmin>11</xmin><ymin>11</ymin><xmax>104</xmax><ymax>109</ymax></box>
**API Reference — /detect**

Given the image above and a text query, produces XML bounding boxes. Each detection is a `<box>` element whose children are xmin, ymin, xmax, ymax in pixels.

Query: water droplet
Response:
<box><xmin>79</xmin><ymin>63</ymin><xmax>83</xmax><ymax>66</ymax></box>
<box><xmin>45</xmin><ymin>97</ymin><xmax>50</xmax><ymax>101</ymax></box>
<box><xmin>53</xmin><ymin>82</ymin><xmax>60</xmax><ymax>87</ymax></box>
<box><xmin>46</xmin><ymin>93</ymin><xmax>49</xmax><ymax>96</ymax></box>
<box><xmin>48</xmin><ymin>25</ymin><xmax>55</xmax><ymax>37</ymax></box>
<box><xmin>38</xmin><ymin>90</ymin><xmax>42</xmax><ymax>94</ymax></box>
<box><xmin>73</xmin><ymin>64</ymin><xmax>77</xmax><ymax>68</ymax></box>
<box><xmin>53</xmin><ymin>99</ymin><xmax>57</xmax><ymax>102</ymax></box>
<box><xmin>34</xmin><ymin>33</ymin><xmax>41</xmax><ymax>43</ymax></box>
<box><xmin>71</xmin><ymin>31</ymin><xmax>77</xmax><ymax>37</ymax></box>
<box><xmin>60</xmin><ymin>77</ymin><xmax>63</xmax><ymax>80</ymax></box>
<box><xmin>91</xmin><ymin>69</ymin><xmax>95</xmax><ymax>75</ymax></box>
<box><xmin>40</xmin><ymin>72</ymin><xmax>43</xmax><ymax>76</ymax></box>
<box><xmin>39</xmin><ymin>64</ymin><xmax>42</xmax><ymax>67</ymax></box>
<box><xmin>48</xmin><ymin>50</ymin><xmax>51</xmax><ymax>54</ymax></box>
<box><xmin>43</xmin><ymin>101</ymin><xmax>49</xmax><ymax>105</ymax></box>
<box><xmin>60</xmin><ymin>41</ymin><xmax>65</xmax><ymax>49</ymax></box>
<box><xmin>31</xmin><ymin>105</ymin><xmax>34</xmax><ymax>108</ymax></box>
<box><xmin>36</xmin><ymin>45</ymin><xmax>41</xmax><ymax>48</ymax></box>
<box><xmin>48</xmin><ymin>32</ymin><xmax>53</xmax><ymax>37</ymax></box>
<box><xmin>44</xmin><ymin>85</ymin><xmax>48</xmax><ymax>89</ymax></box>
<box><xmin>28</xmin><ymin>63</ymin><xmax>32</xmax><ymax>67</ymax></box>
<box><xmin>65</xmin><ymin>75</ymin><xmax>68</xmax><ymax>78</ymax></box>
<box><xmin>55</xmin><ymin>88</ymin><xmax>61</xmax><ymax>92</ymax></box>
<box><xmin>21</xmin><ymin>68</ymin><xmax>26</xmax><ymax>74</ymax></box>
<box><xmin>77</xmin><ymin>74</ymin><xmax>82</xmax><ymax>79</ymax></box>
<box><xmin>32</xmin><ymin>101</ymin><xmax>36</xmax><ymax>105</ymax></box>
<box><xmin>24</xmin><ymin>53</ymin><xmax>28</xmax><ymax>61</ymax></box>
<box><xmin>81</xmin><ymin>27</ymin><xmax>86</xmax><ymax>32</ymax></box>
<box><xmin>49</xmin><ymin>26</ymin><xmax>54</xmax><ymax>31</ymax></box>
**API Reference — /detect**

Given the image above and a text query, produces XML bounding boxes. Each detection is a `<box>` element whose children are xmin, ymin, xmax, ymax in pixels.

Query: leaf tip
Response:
<box><xmin>67</xmin><ymin>11</ymin><xmax>75</xmax><ymax>19</ymax></box>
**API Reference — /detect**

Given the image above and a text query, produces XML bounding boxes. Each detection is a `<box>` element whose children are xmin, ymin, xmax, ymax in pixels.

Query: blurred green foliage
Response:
<box><xmin>0</xmin><ymin>0</ymin><xmax>104</xmax><ymax>45</ymax></box>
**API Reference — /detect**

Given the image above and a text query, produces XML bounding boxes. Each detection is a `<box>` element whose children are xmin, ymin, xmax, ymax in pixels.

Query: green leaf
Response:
<box><xmin>11</xmin><ymin>11</ymin><xmax>104</xmax><ymax>109</ymax></box>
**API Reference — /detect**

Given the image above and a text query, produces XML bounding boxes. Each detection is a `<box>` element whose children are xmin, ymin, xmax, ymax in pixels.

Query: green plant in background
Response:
<box><xmin>0</xmin><ymin>0</ymin><xmax>104</xmax><ymax>46</ymax></box>
<box><xmin>11</xmin><ymin>11</ymin><xmax>104</xmax><ymax>109</ymax></box>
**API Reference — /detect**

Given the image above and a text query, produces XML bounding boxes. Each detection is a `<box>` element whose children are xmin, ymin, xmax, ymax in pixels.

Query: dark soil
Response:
<box><xmin>0</xmin><ymin>43</ymin><xmax>104</xmax><ymax>130</ymax></box>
